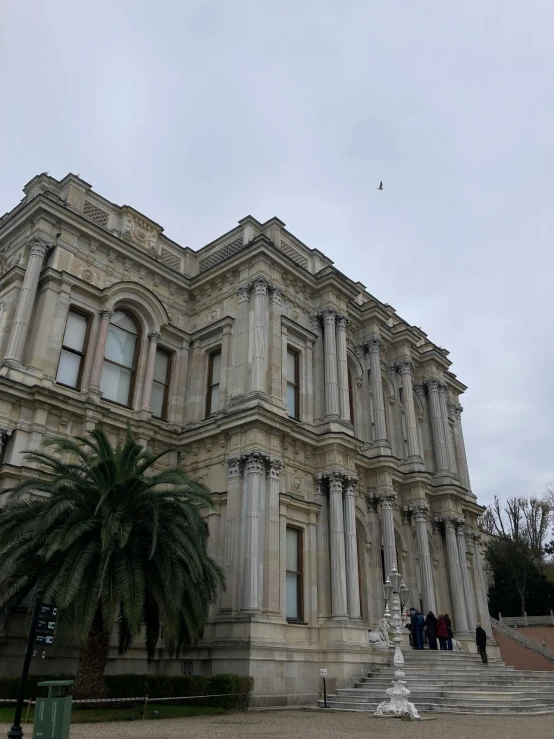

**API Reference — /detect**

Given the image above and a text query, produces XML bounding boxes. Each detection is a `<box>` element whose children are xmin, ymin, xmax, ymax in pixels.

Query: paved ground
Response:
<box><xmin>3</xmin><ymin>709</ymin><xmax>554</xmax><ymax>739</ymax></box>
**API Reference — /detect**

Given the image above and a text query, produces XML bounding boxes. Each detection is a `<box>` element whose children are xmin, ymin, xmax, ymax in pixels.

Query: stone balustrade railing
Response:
<box><xmin>491</xmin><ymin>617</ymin><xmax>554</xmax><ymax>663</ymax></box>
<box><xmin>498</xmin><ymin>612</ymin><xmax>554</xmax><ymax>627</ymax></box>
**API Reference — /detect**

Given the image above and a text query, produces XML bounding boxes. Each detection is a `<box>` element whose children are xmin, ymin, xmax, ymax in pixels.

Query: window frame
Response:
<box><xmin>347</xmin><ymin>371</ymin><xmax>355</xmax><ymax>425</ymax></box>
<box><xmin>151</xmin><ymin>346</ymin><xmax>173</xmax><ymax>421</ymax></box>
<box><xmin>285</xmin><ymin>525</ymin><xmax>304</xmax><ymax>623</ymax></box>
<box><xmin>205</xmin><ymin>347</ymin><xmax>222</xmax><ymax>417</ymax></box>
<box><xmin>101</xmin><ymin>309</ymin><xmax>141</xmax><ymax>409</ymax></box>
<box><xmin>55</xmin><ymin>307</ymin><xmax>92</xmax><ymax>391</ymax></box>
<box><xmin>286</xmin><ymin>347</ymin><xmax>300</xmax><ymax>421</ymax></box>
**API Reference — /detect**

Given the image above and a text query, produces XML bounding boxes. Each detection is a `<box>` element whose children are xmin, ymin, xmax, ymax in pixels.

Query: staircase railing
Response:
<box><xmin>491</xmin><ymin>617</ymin><xmax>554</xmax><ymax>663</ymax></box>
<box><xmin>498</xmin><ymin>611</ymin><xmax>554</xmax><ymax>627</ymax></box>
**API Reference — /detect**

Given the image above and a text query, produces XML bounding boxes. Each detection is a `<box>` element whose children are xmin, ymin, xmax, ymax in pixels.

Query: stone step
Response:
<box><xmin>317</xmin><ymin>699</ymin><xmax>554</xmax><ymax>714</ymax></box>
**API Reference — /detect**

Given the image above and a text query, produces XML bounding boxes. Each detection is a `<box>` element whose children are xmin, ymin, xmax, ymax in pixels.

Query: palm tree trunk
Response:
<box><xmin>73</xmin><ymin>608</ymin><xmax>110</xmax><ymax>697</ymax></box>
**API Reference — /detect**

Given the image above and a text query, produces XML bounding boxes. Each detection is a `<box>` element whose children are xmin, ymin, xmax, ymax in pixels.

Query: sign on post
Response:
<box><xmin>319</xmin><ymin>669</ymin><xmax>328</xmax><ymax>677</ymax></box>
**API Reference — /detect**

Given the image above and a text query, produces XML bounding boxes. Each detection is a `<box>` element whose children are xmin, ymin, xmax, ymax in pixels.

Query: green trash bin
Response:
<box><xmin>33</xmin><ymin>681</ymin><xmax>74</xmax><ymax>739</ymax></box>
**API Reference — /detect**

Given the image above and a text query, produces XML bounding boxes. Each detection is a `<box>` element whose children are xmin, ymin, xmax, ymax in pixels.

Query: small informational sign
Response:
<box><xmin>35</xmin><ymin>634</ymin><xmax>54</xmax><ymax>646</ymax></box>
<box><xmin>36</xmin><ymin>618</ymin><xmax>56</xmax><ymax>633</ymax></box>
<box><xmin>319</xmin><ymin>668</ymin><xmax>328</xmax><ymax>677</ymax></box>
<box><xmin>39</xmin><ymin>604</ymin><xmax>57</xmax><ymax>619</ymax></box>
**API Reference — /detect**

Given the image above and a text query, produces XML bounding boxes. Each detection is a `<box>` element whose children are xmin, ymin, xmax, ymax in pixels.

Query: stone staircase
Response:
<box><xmin>318</xmin><ymin>650</ymin><xmax>554</xmax><ymax>714</ymax></box>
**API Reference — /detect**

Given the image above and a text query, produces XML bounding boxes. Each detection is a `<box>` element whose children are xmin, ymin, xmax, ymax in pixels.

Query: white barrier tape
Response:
<box><xmin>0</xmin><ymin>692</ymin><xmax>244</xmax><ymax>705</ymax></box>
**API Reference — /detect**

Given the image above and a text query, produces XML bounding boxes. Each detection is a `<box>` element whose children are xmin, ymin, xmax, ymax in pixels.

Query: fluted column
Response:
<box><xmin>457</xmin><ymin>523</ymin><xmax>477</xmax><ymax>629</ymax></box>
<box><xmin>312</xmin><ymin>319</ymin><xmax>325</xmax><ymax>422</ymax></box>
<box><xmin>241</xmin><ymin>452</ymin><xmax>266</xmax><ymax>612</ymax></box>
<box><xmin>344</xmin><ymin>478</ymin><xmax>361</xmax><ymax>620</ymax></box>
<box><xmin>3</xmin><ymin>236</ymin><xmax>49</xmax><ymax>367</ymax></box>
<box><xmin>398</xmin><ymin>360</ymin><xmax>422</xmax><ymax>461</ymax></box>
<box><xmin>426</xmin><ymin>380</ymin><xmax>449</xmax><ymax>474</ymax></box>
<box><xmin>264</xmin><ymin>458</ymin><xmax>282</xmax><ymax>613</ymax></box>
<box><xmin>414</xmin><ymin>504</ymin><xmax>437</xmax><ymax>615</ymax></box>
<box><xmin>230</xmin><ymin>284</ymin><xmax>250</xmax><ymax>399</ymax></box>
<box><xmin>268</xmin><ymin>288</ymin><xmax>283</xmax><ymax>403</ymax></box>
<box><xmin>379</xmin><ymin>491</ymin><xmax>397</xmax><ymax>575</ymax></box>
<box><xmin>444</xmin><ymin>518</ymin><xmax>469</xmax><ymax>633</ymax></box>
<box><xmin>89</xmin><ymin>309</ymin><xmax>112</xmax><ymax>391</ymax></box>
<box><xmin>336</xmin><ymin>315</ymin><xmax>350</xmax><ymax>422</ymax></box>
<box><xmin>140</xmin><ymin>331</ymin><xmax>161</xmax><ymax>410</ymax></box>
<box><xmin>248</xmin><ymin>277</ymin><xmax>269</xmax><ymax>395</ymax></box>
<box><xmin>327</xmin><ymin>472</ymin><xmax>348</xmax><ymax>618</ymax></box>
<box><xmin>438</xmin><ymin>382</ymin><xmax>457</xmax><ymax>476</ymax></box>
<box><xmin>367</xmin><ymin>337</ymin><xmax>387</xmax><ymax>442</ymax></box>
<box><xmin>451</xmin><ymin>404</ymin><xmax>471</xmax><ymax>490</ymax></box>
<box><xmin>222</xmin><ymin>457</ymin><xmax>243</xmax><ymax>612</ymax></box>
<box><xmin>469</xmin><ymin>533</ymin><xmax>492</xmax><ymax>636</ymax></box>
<box><xmin>322</xmin><ymin>311</ymin><xmax>340</xmax><ymax>418</ymax></box>
<box><xmin>315</xmin><ymin>475</ymin><xmax>331</xmax><ymax>619</ymax></box>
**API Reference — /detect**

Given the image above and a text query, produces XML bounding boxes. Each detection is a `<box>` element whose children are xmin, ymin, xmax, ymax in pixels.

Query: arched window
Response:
<box><xmin>100</xmin><ymin>310</ymin><xmax>139</xmax><ymax>407</ymax></box>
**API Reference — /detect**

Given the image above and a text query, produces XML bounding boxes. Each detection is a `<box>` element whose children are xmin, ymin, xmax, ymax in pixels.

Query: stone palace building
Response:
<box><xmin>0</xmin><ymin>173</ymin><xmax>492</xmax><ymax>703</ymax></box>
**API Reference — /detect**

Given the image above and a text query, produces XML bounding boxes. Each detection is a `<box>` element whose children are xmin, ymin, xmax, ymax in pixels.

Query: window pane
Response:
<box><xmin>63</xmin><ymin>312</ymin><xmax>88</xmax><ymax>352</ymax></box>
<box><xmin>110</xmin><ymin>311</ymin><xmax>137</xmax><ymax>334</ymax></box>
<box><xmin>151</xmin><ymin>382</ymin><xmax>165</xmax><ymax>418</ymax></box>
<box><xmin>286</xmin><ymin>573</ymin><xmax>299</xmax><ymax>619</ymax></box>
<box><xmin>100</xmin><ymin>362</ymin><xmax>132</xmax><ymax>405</ymax></box>
<box><xmin>104</xmin><ymin>325</ymin><xmax>137</xmax><ymax>367</ymax></box>
<box><xmin>287</xmin><ymin>383</ymin><xmax>297</xmax><ymax>417</ymax></box>
<box><xmin>286</xmin><ymin>528</ymin><xmax>299</xmax><ymax>572</ymax></box>
<box><xmin>56</xmin><ymin>350</ymin><xmax>81</xmax><ymax>387</ymax></box>
<box><xmin>210</xmin><ymin>384</ymin><xmax>219</xmax><ymax>414</ymax></box>
<box><xmin>154</xmin><ymin>350</ymin><xmax>169</xmax><ymax>383</ymax></box>
<box><xmin>211</xmin><ymin>351</ymin><xmax>221</xmax><ymax>383</ymax></box>
<box><xmin>287</xmin><ymin>350</ymin><xmax>297</xmax><ymax>383</ymax></box>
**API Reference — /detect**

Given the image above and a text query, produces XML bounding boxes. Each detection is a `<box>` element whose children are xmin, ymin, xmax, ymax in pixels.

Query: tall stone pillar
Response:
<box><xmin>327</xmin><ymin>472</ymin><xmax>348</xmax><ymax>618</ymax></box>
<box><xmin>89</xmin><ymin>309</ymin><xmax>112</xmax><ymax>391</ymax></box>
<box><xmin>268</xmin><ymin>288</ymin><xmax>283</xmax><ymax>403</ymax></box>
<box><xmin>241</xmin><ymin>452</ymin><xmax>266</xmax><ymax>612</ymax></box>
<box><xmin>367</xmin><ymin>337</ymin><xmax>388</xmax><ymax>442</ymax></box>
<box><xmin>426</xmin><ymin>380</ymin><xmax>449</xmax><ymax>474</ymax></box>
<box><xmin>230</xmin><ymin>284</ymin><xmax>250</xmax><ymax>399</ymax></box>
<box><xmin>315</xmin><ymin>474</ymin><xmax>331</xmax><ymax>619</ymax></box>
<box><xmin>3</xmin><ymin>236</ymin><xmax>49</xmax><ymax>367</ymax></box>
<box><xmin>438</xmin><ymin>382</ymin><xmax>457</xmax><ymax>476</ymax></box>
<box><xmin>343</xmin><ymin>478</ymin><xmax>361</xmax><ymax>619</ymax></box>
<box><xmin>263</xmin><ymin>458</ymin><xmax>282</xmax><ymax>613</ymax></box>
<box><xmin>451</xmin><ymin>404</ymin><xmax>472</xmax><ymax>490</ymax></box>
<box><xmin>336</xmin><ymin>315</ymin><xmax>351</xmax><ymax>423</ymax></box>
<box><xmin>379</xmin><ymin>491</ymin><xmax>397</xmax><ymax>575</ymax></box>
<box><xmin>398</xmin><ymin>360</ymin><xmax>423</xmax><ymax>462</ymax></box>
<box><xmin>414</xmin><ymin>504</ymin><xmax>437</xmax><ymax>615</ymax></box>
<box><xmin>322</xmin><ymin>311</ymin><xmax>340</xmax><ymax>419</ymax></box>
<box><xmin>469</xmin><ymin>533</ymin><xmax>493</xmax><ymax>636</ymax></box>
<box><xmin>248</xmin><ymin>277</ymin><xmax>269</xmax><ymax>395</ymax></box>
<box><xmin>140</xmin><ymin>331</ymin><xmax>160</xmax><ymax>410</ymax></box>
<box><xmin>444</xmin><ymin>518</ymin><xmax>469</xmax><ymax>634</ymax></box>
<box><xmin>222</xmin><ymin>457</ymin><xmax>243</xmax><ymax>612</ymax></box>
<box><xmin>312</xmin><ymin>319</ymin><xmax>325</xmax><ymax>422</ymax></box>
<box><xmin>457</xmin><ymin>523</ymin><xmax>477</xmax><ymax>629</ymax></box>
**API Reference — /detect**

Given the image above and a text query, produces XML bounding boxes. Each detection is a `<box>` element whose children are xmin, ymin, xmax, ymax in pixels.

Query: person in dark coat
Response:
<box><xmin>425</xmin><ymin>611</ymin><xmax>438</xmax><ymax>650</ymax></box>
<box><xmin>444</xmin><ymin>613</ymin><xmax>453</xmax><ymax>650</ymax></box>
<box><xmin>437</xmin><ymin>615</ymin><xmax>448</xmax><ymax>650</ymax></box>
<box><xmin>410</xmin><ymin>608</ymin><xmax>425</xmax><ymax>650</ymax></box>
<box><xmin>476</xmin><ymin>623</ymin><xmax>488</xmax><ymax>664</ymax></box>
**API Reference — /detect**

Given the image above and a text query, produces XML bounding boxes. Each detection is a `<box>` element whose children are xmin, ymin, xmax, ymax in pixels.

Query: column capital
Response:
<box><xmin>437</xmin><ymin>380</ymin><xmax>448</xmax><ymax>394</ymax></box>
<box><xmin>148</xmin><ymin>330</ymin><xmax>161</xmax><ymax>343</ymax></box>
<box><xmin>335</xmin><ymin>313</ymin><xmax>350</xmax><ymax>330</ymax></box>
<box><xmin>267</xmin><ymin>458</ymin><xmax>283</xmax><ymax>479</ymax></box>
<box><xmin>449</xmin><ymin>403</ymin><xmax>463</xmax><ymax>418</ymax></box>
<box><xmin>237</xmin><ymin>283</ymin><xmax>251</xmax><ymax>303</ymax></box>
<box><xmin>251</xmin><ymin>276</ymin><xmax>270</xmax><ymax>296</ymax></box>
<box><xmin>28</xmin><ymin>235</ymin><xmax>51</xmax><ymax>258</ymax></box>
<box><xmin>377</xmin><ymin>489</ymin><xmax>396</xmax><ymax>508</ymax></box>
<box><xmin>397</xmin><ymin>359</ymin><xmax>414</xmax><ymax>375</ymax></box>
<box><xmin>100</xmin><ymin>308</ymin><xmax>113</xmax><ymax>320</ymax></box>
<box><xmin>227</xmin><ymin>456</ymin><xmax>243</xmax><ymax>476</ymax></box>
<box><xmin>320</xmin><ymin>308</ymin><xmax>338</xmax><ymax>326</ymax></box>
<box><xmin>269</xmin><ymin>286</ymin><xmax>282</xmax><ymax>306</ymax></box>
<box><xmin>361</xmin><ymin>334</ymin><xmax>384</xmax><ymax>354</ymax></box>
<box><xmin>424</xmin><ymin>378</ymin><xmax>440</xmax><ymax>393</ymax></box>
<box><xmin>243</xmin><ymin>450</ymin><xmax>268</xmax><ymax>474</ymax></box>
<box><xmin>413</xmin><ymin>503</ymin><xmax>429</xmax><ymax>523</ymax></box>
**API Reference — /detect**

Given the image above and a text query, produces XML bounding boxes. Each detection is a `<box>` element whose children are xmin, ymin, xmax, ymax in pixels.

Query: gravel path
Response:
<box><xmin>3</xmin><ymin>709</ymin><xmax>554</xmax><ymax>739</ymax></box>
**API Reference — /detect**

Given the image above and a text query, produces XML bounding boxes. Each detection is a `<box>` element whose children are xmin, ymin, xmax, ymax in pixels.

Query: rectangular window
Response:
<box><xmin>286</xmin><ymin>527</ymin><xmax>303</xmax><ymax>621</ymax></box>
<box><xmin>206</xmin><ymin>349</ymin><xmax>221</xmax><ymax>416</ymax></box>
<box><xmin>348</xmin><ymin>371</ymin><xmax>355</xmax><ymax>424</ymax></box>
<box><xmin>56</xmin><ymin>310</ymin><xmax>90</xmax><ymax>389</ymax></box>
<box><xmin>151</xmin><ymin>348</ymin><xmax>171</xmax><ymax>420</ymax></box>
<box><xmin>286</xmin><ymin>349</ymin><xmax>299</xmax><ymax>419</ymax></box>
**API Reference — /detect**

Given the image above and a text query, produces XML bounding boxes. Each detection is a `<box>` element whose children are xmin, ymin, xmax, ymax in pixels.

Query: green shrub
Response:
<box><xmin>0</xmin><ymin>675</ymin><xmax>74</xmax><ymax>700</ymax></box>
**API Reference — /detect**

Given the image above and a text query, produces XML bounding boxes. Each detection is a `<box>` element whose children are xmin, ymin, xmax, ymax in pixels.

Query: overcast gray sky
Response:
<box><xmin>2</xmin><ymin>1</ymin><xmax>553</xmax><ymax>506</ymax></box>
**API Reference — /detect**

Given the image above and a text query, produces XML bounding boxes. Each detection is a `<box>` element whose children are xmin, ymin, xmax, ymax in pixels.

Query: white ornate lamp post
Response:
<box><xmin>375</xmin><ymin>566</ymin><xmax>420</xmax><ymax>719</ymax></box>
<box><xmin>383</xmin><ymin>577</ymin><xmax>392</xmax><ymax>624</ymax></box>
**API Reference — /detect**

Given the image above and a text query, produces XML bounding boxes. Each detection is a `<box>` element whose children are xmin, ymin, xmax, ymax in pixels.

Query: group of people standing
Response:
<box><xmin>405</xmin><ymin>609</ymin><xmax>453</xmax><ymax>650</ymax></box>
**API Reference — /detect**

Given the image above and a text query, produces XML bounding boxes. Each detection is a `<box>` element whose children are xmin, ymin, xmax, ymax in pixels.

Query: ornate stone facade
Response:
<box><xmin>0</xmin><ymin>173</ymin><xmax>491</xmax><ymax>704</ymax></box>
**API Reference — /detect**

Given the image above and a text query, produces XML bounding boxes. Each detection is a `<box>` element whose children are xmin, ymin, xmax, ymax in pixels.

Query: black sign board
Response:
<box><xmin>39</xmin><ymin>604</ymin><xmax>57</xmax><ymax>620</ymax></box>
<box><xmin>36</xmin><ymin>618</ymin><xmax>56</xmax><ymax>633</ymax></box>
<box><xmin>35</xmin><ymin>633</ymin><xmax>54</xmax><ymax>646</ymax></box>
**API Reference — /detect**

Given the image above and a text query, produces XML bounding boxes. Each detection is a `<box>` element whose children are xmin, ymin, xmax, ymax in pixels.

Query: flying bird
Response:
<box><xmin>377</xmin><ymin>181</ymin><xmax>383</xmax><ymax>190</ymax></box>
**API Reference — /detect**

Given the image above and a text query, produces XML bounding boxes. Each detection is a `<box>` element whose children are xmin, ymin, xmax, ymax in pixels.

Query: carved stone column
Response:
<box><xmin>457</xmin><ymin>522</ymin><xmax>477</xmax><ymax>629</ymax></box>
<box><xmin>268</xmin><ymin>288</ymin><xmax>283</xmax><ymax>403</ymax></box>
<box><xmin>263</xmin><ymin>458</ymin><xmax>282</xmax><ymax>613</ymax></box>
<box><xmin>312</xmin><ymin>319</ymin><xmax>325</xmax><ymax>423</ymax></box>
<box><xmin>344</xmin><ymin>478</ymin><xmax>361</xmax><ymax>620</ymax></box>
<box><xmin>414</xmin><ymin>504</ymin><xmax>437</xmax><ymax>615</ymax></box>
<box><xmin>398</xmin><ymin>360</ymin><xmax>423</xmax><ymax>462</ymax></box>
<box><xmin>469</xmin><ymin>533</ymin><xmax>493</xmax><ymax>636</ymax></box>
<box><xmin>315</xmin><ymin>474</ymin><xmax>331</xmax><ymax>619</ymax></box>
<box><xmin>367</xmin><ymin>337</ymin><xmax>388</xmax><ymax>442</ymax></box>
<box><xmin>336</xmin><ymin>315</ymin><xmax>351</xmax><ymax>423</ymax></box>
<box><xmin>451</xmin><ymin>404</ymin><xmax>472</xmax><ymax>490</ymax></box>
<box><xmin>322</xmin><ymin>311</ymin><xmax>340</xmax><ymax>419</ymax></box>
<box><xmin>379</xmin><ymin>490</ymin><xmax>397</xmax><ymax>575</ymax></box>
<box><xmin>425</xmin><ymin>380</ymin><xmax>449</xmax><ymax>474</ymax></box>
<box><xmin>327</xmin><ymin>472</ymin><xmax>348</xmax><ymax>618</ymax></box>
<box><xmin>140</xmin><ymin>331</ymin><xmax>161</xmax><ymax>411</ymax></box>
<box><xmin>89</xmin><ymin>309</ymin><xmax>112</xmax><ymax>391</ymax></box>
<box><xmin>230</xmin><ymin>284</ymin><xmax>250</xmax><ymax>399</ymax></box>
<box><xmin>222</xmin><ymin>457</ymin><xmax>243</xmax><ymax>612</ymax></box>
<box><xmin>438</xmin><ymin>382</ymin><xmax>457</xmax><ymax>476</ymax></box>
<box><xmin>248</xmin><ymin>277</ymin><xmax>269</xmax><ymax>395</ymax></box>
<box><xmin>241</xmin><ymin>452</ymin><xmax>267</xmax><ymax>612</ymax></box>
<box><xmin>3</xmin><ymin>236</ymin><xmax>49</xmax><ymax>367</ymax></box>
<box><xmin>444</xmin><ymin>518</ymin><xmax>469</xmax><ymax>633</ymax></box>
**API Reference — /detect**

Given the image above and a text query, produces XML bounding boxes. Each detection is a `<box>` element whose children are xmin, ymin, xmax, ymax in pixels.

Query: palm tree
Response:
<box><xmin>0</xmin><ymin>426</ymin><xmax>224</xmax><ymax>696</ymax></box>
